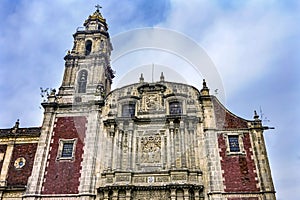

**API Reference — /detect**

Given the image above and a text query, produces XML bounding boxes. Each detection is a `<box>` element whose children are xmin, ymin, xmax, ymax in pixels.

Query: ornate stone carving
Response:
<box><xmin>133</xmin><ymin>177</ymin><xmax>146</xmax><ymax>183</ymax></box>
<box><xmin>156</xmin><ymin>176</ymin><xmax>169</xmax><ymax>182</ymax></box>
<box><xmin>133</xmin><ymin>190</ymin><xmax>170</xmax><ymax>200</ymax></box>
<box><xmin>106</xmin><ymin>177</ymin><xmax>113</xmax><ymax>183</ymax></box>
<box><xmin>116</xmin><ymin>176</ymin><xmax>130</xmax><ymax>182</ymax></box>
<box><xmin>140</xmin><ymin>136</ymin><xmax>161</xmax><ymax>163</ymax></box>
<box><xmin>145</xmin><ymin>94</ymin><xmax>159</xmax><ymax>110</ymax></box>
<box><xmin>172</xmin><ymin>174</ymin><xmax>187</xmax><ymax>181</ymax></box>
<box><xmin>14</xmin><ymin>157</ymin><xmax>26</xmax><ymax>169</ymax></box>
<box><xmin>189</xmin><ymin>175</ymin><xmax>198</xmax><ymax>182</ymax></box>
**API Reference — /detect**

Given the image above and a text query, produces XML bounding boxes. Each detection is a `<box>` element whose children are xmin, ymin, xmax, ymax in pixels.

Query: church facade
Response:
<box><xmin>0</xmin><ymin>8</ymin><xmax>276</xmax><ymax>200</ymax></box>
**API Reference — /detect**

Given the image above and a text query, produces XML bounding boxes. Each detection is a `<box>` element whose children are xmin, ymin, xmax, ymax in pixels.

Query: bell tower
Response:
<box><xmin>59</xmin><ymin>5</ymin><xmax>114</xmax><ymax>103</ymax></box>
<box><xmin>24</xmin><ymin>6</ymin><xmax>113</xmax><ymax>200</ymax></box>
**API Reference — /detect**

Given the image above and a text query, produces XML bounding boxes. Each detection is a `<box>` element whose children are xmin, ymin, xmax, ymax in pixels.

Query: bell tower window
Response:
<box><xmin>77</xmin><ymin>70</ymin><xmax>88</xmax><ymax>93</ymax></box>
<box><xmin>85</xmin><ymin>40</ymin><xmax>92</xmax><ymax>55</ymax></box>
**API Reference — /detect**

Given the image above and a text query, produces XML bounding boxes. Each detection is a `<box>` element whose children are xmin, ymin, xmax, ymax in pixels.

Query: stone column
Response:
<box><xmin>116</xmin><ymin>130</ymin><xmax>122</xmax><ymax>170</ymax></box>
<box><xmin>125</xmin><ymin>189</ymin><xmax>131</xmax><ymax>200</ymax></box>
<box><xmin>132</xmin><ymin>131</ymin><xmax>137</xmax><ymax>170</ymax></box>
<box><xmin>103</xmin><ymin>190</ymin><xmax>109</xmax><ymax>200</ymax></box>
<box><xmin>194</xmin><ymin>189</ymin><xmax>200</xmax><ymax>200</ymax></box>
<box><xmin>112</xmin><ymin>189</ymin><xmax>118</xmax><ymax>200</ymax></box>
<box><xmin>193</xmin><ymin>125</ymin><xmax>200</xmax><ymax>169</ymax></box>
<box><xmin>161</xmin><ymin>134</ymin><xmax>166</xmax><ymax>169</ymax></box>
<box><xmin>127</xmin><ymin>121</ymin><xmax>133</xmax><ymax>170</ymax></box>
<box><xmin>180</xmin><ymin>121</ymin><xmax>186</xmax><ymax>168</ymax></box>
<box><xmin>166</xmin><ymin>129</ymin><xmax>171</xmax><ymax>169</ymax></box>
<box><xmin>192</xmin><ymin>129</ymin><xmax>198</xmax><ymax>169</ymax></box>
<box><xmin>112</xmin><ymin>125</ymin><xmax>118</xmax><ymax>170</ymax></box>
<box><xmin>108</xmin><ymin>129</ymin><xmax>114</xmax><ymax>171</ymax></box>
<box><xmin>170</xmin><ymin>189</ymin><xmax>176</xmax><ymax>200</ymax></box>
<box><xmin>183</xmin><ymin>188</ymin><xmax>189</xmax><ymax>200</ymax></box>
<box><xmin>185</xmin><ymin>128</ymin><xmax>190</xmax><ymax>168</ymax></box>
<box><xmin>170</xmin><ymin>120</ymin><xmax>175</xmax><ymax>168</ymax></box>
<box><xmin>189</xmin><ymin>130</ymin><xmax>196</xmax><ymax>168</ymax></box>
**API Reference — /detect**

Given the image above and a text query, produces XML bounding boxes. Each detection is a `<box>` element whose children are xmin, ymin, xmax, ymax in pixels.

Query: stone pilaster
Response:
<box><xmin>78</xmin><ymin>107</ymin><xmax>100</xmax><ymax>196</ymax></box>
<box><xmin>0</xmin><ymin>141</ymin><xmax>14</xmax><ymax>186</ymax></box>
<box><xmin>24</xmin><ymin>104</ymin><xmax>56</xmax><ymax>197</ymax></box>
<box><xmin>250</xmin><ymin>120</ymin><xmax>276</xmax><ymax>199</ymax></box>
<box><xmin>201</xmin><ymin>94</ymin><xmax>224</xmax><ymax>195</ymax></box>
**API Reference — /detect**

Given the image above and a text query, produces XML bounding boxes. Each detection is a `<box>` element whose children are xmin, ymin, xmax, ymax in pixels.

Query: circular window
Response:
<box><xmin>14</xmin><ymin>157</ymin><xmax>26</xmax><ymax>169</ymax></box>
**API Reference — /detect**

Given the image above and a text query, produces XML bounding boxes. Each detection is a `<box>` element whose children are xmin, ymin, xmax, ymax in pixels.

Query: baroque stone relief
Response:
<box><xmin>133</xmin><ymin>190</ymin><xmax>170</xmax><ymax>200</ymax></box>
<box><xmin>140</xmin><ymin>136</ymin><xmax>161</xmax><ymax>164</ymax></box>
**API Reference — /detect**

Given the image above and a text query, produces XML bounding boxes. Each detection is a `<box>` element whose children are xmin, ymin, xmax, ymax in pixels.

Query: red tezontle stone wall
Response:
<box><xmin>218</xmin><ymin>133</ymin><xmax>259</xmax><ymax>192</ymax></box>
<box><xmin>7</xmin><ymin>143</ymin><xmax>38</xmax><ymax>186</ymax></box>
<box><xmin>42</xmin><ymin>116</ymin><xmax>87</xmax><ymax>194</ymax></box>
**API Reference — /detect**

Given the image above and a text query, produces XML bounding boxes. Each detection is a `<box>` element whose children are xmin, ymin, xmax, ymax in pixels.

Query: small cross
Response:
<box><xmin>95</xmin><ymin>4</ymin><xmax>102</xmax><ymax>11</ymax></box>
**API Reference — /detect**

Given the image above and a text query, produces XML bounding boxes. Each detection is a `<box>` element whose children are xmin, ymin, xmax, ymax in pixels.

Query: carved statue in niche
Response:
<box><xmin>140</xmin><ymin>136</ymin><xmax>161</xmax><ymax>163</ymax></box>
<box><xmin>96</xmin><ymin>83</ymin><xmax>105</xmax><ymax>97</ymax></box>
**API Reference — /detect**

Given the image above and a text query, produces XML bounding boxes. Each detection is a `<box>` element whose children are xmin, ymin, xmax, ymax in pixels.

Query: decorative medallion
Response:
<box><xmin>14</xmin><ymin>157</ymin><xmax>26</xmax><ymax>169</ymax></box>
<box><xmin>147</xmin><ymin>176</ymin><xmax>154</xmax><ymax>183</ymax></box>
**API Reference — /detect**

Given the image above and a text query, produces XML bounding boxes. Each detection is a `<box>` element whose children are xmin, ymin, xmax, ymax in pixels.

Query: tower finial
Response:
<box><xmin>160</xmin><ymin>72</ymin><xmax>165</xmax><ymax>82</ymax></box>
<box><xmin>254</xmin><ymin>110</ymin><xmax>260</xmax><ymax>120</ymax></box>
<box><xmin>95</xmin><ymin>4</ymin><xmax>102</xmax><ymax>11</ymax></box>
<box><xmin>13</xmin><ymin>119</ymin><xmax>20</xmax><ymax>129</ymax></box>
<box><xmin>200</xmin><ymin>79</ymin><xmax>210</xmax><ymax>96</ymax></box>
<box><xmin>202</xmin><ymin>79</ymin><xmax>208</xmax><ymax>89</ymax></box>
<box><xmin>139</xmin><ymin>73</ymin><xmax>144</xmax><ymax>83</ymax></box>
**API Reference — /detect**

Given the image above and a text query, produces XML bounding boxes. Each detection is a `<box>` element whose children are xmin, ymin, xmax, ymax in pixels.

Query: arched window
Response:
<box><xmin>85</xmin><ymin>40</ymin><xmax>92</xmax><ymax>55</ymax></box>
<box><xmin>77</xmin><ymin>70</ymin><xmax>88</xmax><ymax>93</ymax></box>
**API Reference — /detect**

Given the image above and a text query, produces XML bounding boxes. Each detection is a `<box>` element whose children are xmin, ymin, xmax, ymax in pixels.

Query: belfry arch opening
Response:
<box><xmin>85</xmin><ymin>40</ymin><xmax>92</xmax><ymax>55</ymax></box>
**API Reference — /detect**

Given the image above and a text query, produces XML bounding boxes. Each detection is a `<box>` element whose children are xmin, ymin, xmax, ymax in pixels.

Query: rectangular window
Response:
<box><xmin>61</xmin><ymin>142</ymin><xmax>74</xmax><ymax>158</ymax></box>
<box><xmin>228</xmin><ymin>135</ymin><xmax>240</xmax><ymax>152</ymax></box>
<box><xmin>169</xmin><ymin>102</ymin><xmax>182</xmax><ymax>115</ymax></box>
<box><xmin>57</xmin><ymin>139</ymin><xmax>76</xmax><ymax>161</ymax></box>
<box><xmin>122</xmin><ymin>103</ymin><xmax>135</xmax><ymax>117</ymax></box>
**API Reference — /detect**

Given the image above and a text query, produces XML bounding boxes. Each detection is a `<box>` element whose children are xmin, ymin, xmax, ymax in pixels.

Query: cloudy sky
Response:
<box><xmin>0</xmin><ymin>0</ymin><xmax>299</xmax><ymax>199</ymax></box>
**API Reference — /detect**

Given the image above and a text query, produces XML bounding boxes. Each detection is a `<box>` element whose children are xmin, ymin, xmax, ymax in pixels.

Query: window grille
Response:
<box><xmin>169</xmin><ymin>101</ymin><xmax>182</xmax><ymax>115</ymax></box>
<box><xmin>61</xmin><ymin>142</ymin><xmax>74</xmax><ymax>158</ymax></box>
<box><xmin>228</xmin><ymin>135</ymin><xmax>240</xmax><ymax>152</ymax></box>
